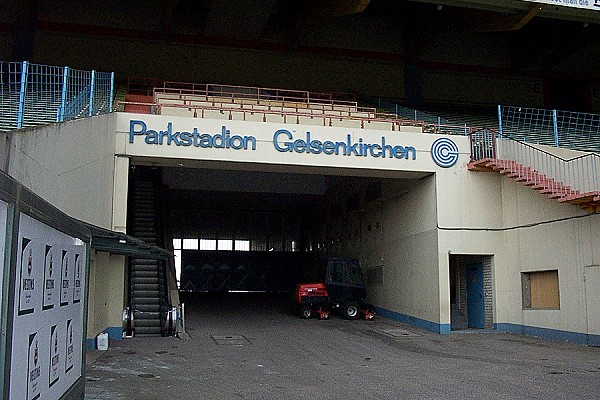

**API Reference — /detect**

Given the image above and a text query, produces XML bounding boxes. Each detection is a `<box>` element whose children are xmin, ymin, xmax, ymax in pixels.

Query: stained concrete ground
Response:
<box><xmin>85</xmin><ymin>293</ymin><xmax>600</xmax><ymax>400</ymax></box>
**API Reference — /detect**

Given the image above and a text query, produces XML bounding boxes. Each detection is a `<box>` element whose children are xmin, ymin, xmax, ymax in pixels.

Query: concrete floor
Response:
<box><xmin>85</xmin><ymin>293</ymin><xmax>600</xmax><ymax>399</ymax></box>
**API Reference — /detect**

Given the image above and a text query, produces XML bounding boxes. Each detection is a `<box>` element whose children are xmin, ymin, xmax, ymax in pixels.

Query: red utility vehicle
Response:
<box><xmin>292</xmin><ymin>258</ymin><xmax>374</xmax><ymax>320</ymax></box>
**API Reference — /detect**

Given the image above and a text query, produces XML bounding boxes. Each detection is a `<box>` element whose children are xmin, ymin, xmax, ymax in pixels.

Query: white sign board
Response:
<box><xmin>523</xmin><ymin>0</ymin><xmax>600</xmax><ymax>11</ymax></box>
<box><xmin>8</xmin><ymin>213</ymin><xmax>87</xmax><ymax>399</ymax></box>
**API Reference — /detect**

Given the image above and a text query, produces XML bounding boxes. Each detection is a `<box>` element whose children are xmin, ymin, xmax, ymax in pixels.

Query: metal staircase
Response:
<box><xmin>469</xmin><ymin>128</ymin><xmax>600</xmax><ymax>213</ymax></box>
<box><xmin>128</xmin><ymin>169</ymin><xmax>169</xmax><ymax>336</ymax></box>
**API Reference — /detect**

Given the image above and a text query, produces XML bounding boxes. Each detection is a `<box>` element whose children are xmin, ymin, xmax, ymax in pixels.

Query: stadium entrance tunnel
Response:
<box><xmin>126</xmin><ymin>161</ymin><xmax>433</xmax><ymax>321</ymax></box>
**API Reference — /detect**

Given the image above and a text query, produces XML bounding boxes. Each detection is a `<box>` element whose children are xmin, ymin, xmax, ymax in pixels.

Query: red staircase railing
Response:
<box><xmin>469</xmin><ymin>128</ymin><xmax>600</xmax><ymax>212</ymax></box>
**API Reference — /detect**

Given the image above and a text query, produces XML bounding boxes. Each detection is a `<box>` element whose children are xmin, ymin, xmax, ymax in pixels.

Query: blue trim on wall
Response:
<box><xmin>85</xmin><ymin>327</ymin><xmax>123</xmax><ymax>349</ymax></box>
<box><xmin>495</xmin><ymin>323</ymin><xmax>600</xmax><ymax>346</ymax></box>
<box><xmin>105</xmin><ymin>327</ymin><xmax>123</xmax><ymax>340</ymax></box>
<box><xmin>375</xmin><ymin>307</ymin><xmax>451</xmax><ymax>334</ymax></box>
<box><xmin>372</xmin><ymin>307</ymin><xmax>600</xmax><ymax>346</ymax></box>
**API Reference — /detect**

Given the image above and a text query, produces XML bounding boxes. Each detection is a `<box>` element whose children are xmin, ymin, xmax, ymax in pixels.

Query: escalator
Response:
<box><xmin>127</xmin><ymin>167</ymin><xmax>170</xmax><ymax>336</ymax></box>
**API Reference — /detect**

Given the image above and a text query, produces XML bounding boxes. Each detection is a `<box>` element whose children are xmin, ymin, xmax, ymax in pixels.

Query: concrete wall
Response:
<box><xmin>87</xmin><ymin>251</ymin><xmax>126</xmax><ymax>341</ymax></box>
<box><xmin>435</xmin><ymin>137</ymin><xmax>599</xmax><ymax>342</ymax></box>
<box><xmin>435</xmin><ymin>141</ymin><xmax>505</xmax><ymax>331</ymax></box>
<box><xmin>2</xmin><ymin>115</ymin><xmax>128</xmax><ymax>343</ymax></box>
<box><xmin>367</xmin><ymin>176</ymin><xmax>440</xmax><ymax>329</ymax></box>
<box><xmin>5</xmin><ymin>109</ymin><xmax>598</xmax><ymax>342</ymax></box>
<box><xmin>3</xmin><ymin>115</ymin><xmax>118</xmax><ymax>229</ymax></box>
<box><xmin>497</xmin><ymin>177</ymin><xmax>599</xmax><ymax>339</ymax></box>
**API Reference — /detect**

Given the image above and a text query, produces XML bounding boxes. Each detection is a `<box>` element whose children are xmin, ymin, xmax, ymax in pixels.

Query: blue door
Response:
<box><xmin>466</xmin><ymin>264</ymin><xmax>485</xmax><ymax>329</ymax></box>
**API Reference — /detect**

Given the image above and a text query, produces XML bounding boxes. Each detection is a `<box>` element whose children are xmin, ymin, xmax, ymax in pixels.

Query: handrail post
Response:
<box><xmin>552</xmin><ymin>109</ymin><xmax>559</xmax><ymax>147</ymax></box>
<box><xmin>497</xmin><ymin>104</ymin><xmax>503</xmax><ymax>138</ymax></box>
<box><xmin>17</xmin><ymin>61</ymin><xmax>29</xmax><ymax>129</ymax></box>
<box><xmin>89</xmin><ymin>70</ymin><xmax>96</xmax><ymax>117</ymax></box>
<box><xmin>109</xmin><ymin>72</ymin><xmax>115</xmax><ymax>113</ymax></box>
<box><xmin>58</xmin><ymin>66</ymin><xmax>69</xmax><ymax>122</ymax></box>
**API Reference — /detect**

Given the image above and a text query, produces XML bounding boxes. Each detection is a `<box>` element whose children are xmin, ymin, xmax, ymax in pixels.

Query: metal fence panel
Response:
<box><xmin>0</xmin><ymin>61</ymin><xmax>114</xmax><ymax>132</ymax></box>
<box><xmin>499</xmin><ymin>105</ymin><xmax>600</xmax><ymax>152</ymax></box>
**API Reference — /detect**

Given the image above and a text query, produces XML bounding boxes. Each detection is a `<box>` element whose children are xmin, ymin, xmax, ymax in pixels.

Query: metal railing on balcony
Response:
<box><xmin>0</xmin><ymin>61</ymin><xmax>114</xmax><ymax>132</ymax></box>
<box><xmin>470</xmin><ymin>127</ymin><xmax>599</xmax><ymax>200</ymax></box>
<box><xmin>495</xmin><ymin>138</ymin><xmax>599</xmax><ymax>199</ymax></box>
<box><xmin>498</xmin><ymin>105</ymin><xmax>600</xmax><ymax>152</ymax></box>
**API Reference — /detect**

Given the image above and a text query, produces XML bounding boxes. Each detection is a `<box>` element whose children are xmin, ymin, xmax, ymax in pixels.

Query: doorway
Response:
<box><xmin>450</xmin><ymin>255</ymin><xmax>493</xmax><ymax>331</ymax></box>
<box><xmin>466</xmin><ymin>264</ymin><xmax>484</xmax><ymax>329</ymax></box>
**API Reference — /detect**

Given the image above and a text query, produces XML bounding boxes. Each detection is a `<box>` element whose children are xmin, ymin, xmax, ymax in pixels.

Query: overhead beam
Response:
<box><xmin>306</xmin><ymin>0</ymin><xmax>372</xmax><ymax>18</ymax></box>
<box><xmin>510</xmin><ymin>3</ymin><xmax>543</xmax><ymax>31</ymax></box>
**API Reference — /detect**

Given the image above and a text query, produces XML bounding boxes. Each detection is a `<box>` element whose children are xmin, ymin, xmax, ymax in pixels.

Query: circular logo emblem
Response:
<box><xmin>431</xmin><ymin>138</ymin><xmax>459</xmax><ymax>168</ymax></box>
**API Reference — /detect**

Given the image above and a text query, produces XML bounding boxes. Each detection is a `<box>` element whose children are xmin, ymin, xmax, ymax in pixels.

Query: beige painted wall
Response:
<box><xmin>4</xmin><ymin>115</ymin><xmax>118</xmax><ymax>229</ymax></box>
<box><xmin>5</xmin><ymin>109</ymin><xmax>598</xmax><ymax>337</ymax></box>
<box><xmin>87</xmin><ymin>251</ymin><xmax>126</xmax><ymax>339</ymax></box>
<box><xmin>498</xmin><ymin>178</ymin><xmax>598</xmax><ymax>334</ymax></box>
<box><xmin>436</xmin><ymin>141</ymin><xmax>599</xmax><ymax>335</ymax></box>
<box><xmin>3</xmin><ymin>116</ymin><xmax>127</xmax><ymax>339</ymax></box>
<box><xmin>368</xmin><ymin>176</ymin><xmax>439</xmax><ymax>323</ymax></box>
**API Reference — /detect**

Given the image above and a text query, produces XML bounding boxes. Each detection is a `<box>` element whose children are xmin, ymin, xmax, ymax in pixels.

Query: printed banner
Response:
<box><xmin>523</xmin><ymin>0</ymin><xmax>600</xmax><ymax>11</ymax></box>
<box><xmin>43</xmin><ymin>245</ymin><xmax>58</xmax><ymax>310</ymax></box>
<box><xmin>65</xmin><ymin>319</ymin><xmax>74</xmax><ymax>374</ymax></box>
<box><xmin>60</xmin><ymin>249</ymin><xmax>71</xmax><ymax>307</ymax></box>
<box><xmin>27</xmin><ymin>332</ymin><xmax>41</xmax><ymax>400</ymax></box>
<box><xmin>49</xmin><ymin>325</ymin><xmax>60</xmax><ymax>387</ymax></box>
<box><xmin>9</xmin><ymin>213</ymin><xmax>87</xmax><ymax>400</ymax></box>
<box><xmin>73</xmin><ymin>253</ymin><xmax>82</xmax><ymax>303</ymax></box>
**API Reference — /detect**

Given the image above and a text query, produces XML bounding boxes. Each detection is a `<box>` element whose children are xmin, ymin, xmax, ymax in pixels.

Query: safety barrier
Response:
<box><xmin>470</xmin><ymin>128</ymin><xmax>599</xmax><ymax>203</ymax></box>
<box><xmin>495</xmin><ymin>138</ymin><xmax>599</xmax><ymax>199</ymax></box>
<box><xmin>0</xmin><ymin>61</ymin><xmax>114</xmax><ymax>131</ymax></box>
<box><xmin>142</xmin><ymin>82</ymin><xmax>424</xmax><ymax>132</ymax></box>
<box><xmin>498</xmin><ymin>105</ymin><xmax>600</xmax><ymax>152</ymax></box>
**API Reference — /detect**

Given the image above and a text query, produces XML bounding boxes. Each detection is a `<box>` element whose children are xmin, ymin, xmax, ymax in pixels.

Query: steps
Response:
<box><xmin>124</xmin><ymin>94</ymin><xmax>154</xmax><ymax>114</ymax></box>
<box><xmin>468</xmin><ymin>158</ymin><xmax>600</xmax><ymax>212</ymax></box>
<box><xmin>129</xmin><ymin>177</ymin><xmax>167</xmax><ymax>336</ymax></box>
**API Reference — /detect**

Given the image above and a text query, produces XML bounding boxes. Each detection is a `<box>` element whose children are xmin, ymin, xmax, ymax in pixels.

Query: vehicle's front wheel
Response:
<box><xmin>341</xmin><ymin>301</ymin><xmax>360</xmax><ymax>320</ymax></box>
<box><xmin>301</xmin><ymin>306</ymin><xmax>313</xmax><ymax>319</ymax></box>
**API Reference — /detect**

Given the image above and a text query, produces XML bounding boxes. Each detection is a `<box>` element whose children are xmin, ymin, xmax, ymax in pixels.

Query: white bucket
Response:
<box><xmin>96</xmin><ymin>332</ymin><xmax>109</xmax><ymax>351</ymax></box>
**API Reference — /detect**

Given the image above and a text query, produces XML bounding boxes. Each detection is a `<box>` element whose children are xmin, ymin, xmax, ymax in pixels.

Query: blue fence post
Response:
<box><xmin>497</xmin><ymin>104</ymin><xmax>503</xmax><ymax>138</ymax></box>
<box><xmin>109</xmin><ymin>72</ymin><xmax>115</xmax><ymax>112</ymax></box>
<box><xmin>88</xmin><ymin>70</ymin><xmax>96</xmax><ymax>117</ymax></box>
<box><xmin>552</xmin><ymin>109</ymin><xmax>559</xmax><ymax>147</ymax></box>
<box><xmin>58</xmin><ymin>66</ymin><xmax>69</xmax><ymax>122</ymax></box>
<box><xmin>16</xmin><ymin>61</ymin><xmax>29</xmax><ymax>129</ymax></box>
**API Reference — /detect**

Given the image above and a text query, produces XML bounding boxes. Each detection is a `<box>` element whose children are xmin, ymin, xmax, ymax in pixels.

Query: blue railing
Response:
<box><xmin>373</xmin><ymin>98</ymin><xmax>600</xmax><ymax>152</ymax></box>
<box><xmin>498</xmin><ymin>105</ymin><xmax>600</xmax><ymax>152</ymax></box>
<box><xmin>0</xmin><ymin>61</ymin><xmax>114</xmax><ymax>131</ymax></box>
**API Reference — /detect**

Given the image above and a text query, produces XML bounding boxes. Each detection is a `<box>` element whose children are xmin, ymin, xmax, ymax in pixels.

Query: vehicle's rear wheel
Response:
<box><xmin>301</xmin><ymin>306</ymin><xmax>313</xmax><ymax>319</ymax></box>
<box><xmin>341</xmin><ymin>301</ymin><xmax>360</xmax><ymax>320</ymax></box>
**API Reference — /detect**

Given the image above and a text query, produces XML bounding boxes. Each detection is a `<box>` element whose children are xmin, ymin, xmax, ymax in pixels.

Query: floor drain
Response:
<box><xmin>377</xmin><ymin>328</ymin><xmax>420</xmax><ymax>338</ymax></box>
<box><xmin>138</xmin><ymin>373</ymin><xmax>155</xmax><ymax>378</ymax></box>
<box><xmin>211</xmin><ymin>335</ymin><xmax>250</xmax><ymax>345</ymax></box>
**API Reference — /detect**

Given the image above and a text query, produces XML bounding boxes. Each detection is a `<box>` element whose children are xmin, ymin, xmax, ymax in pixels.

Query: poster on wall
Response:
<box><xmin>60</xmin><ymin>249</ymin><xmax>71</xmax><ymax>307</ymax></box>
<box><xmin>27</xmin><ymin>331</ymin><xmax>42</xmax><ymax>400</ymax></box>
<box><xmin>9</xmin><ymin>212</ymin><xmax>87</xmax><ymax>400</ymax></box>
<box><xmin>49</xmin><ymin>325</ymin><xmax>60</xmax><ymax>388</ymax></box>
<box><xmin>43</xmin><ymin>245</ymin><xmax>58</xmax><ymax>310</ymax></box>
<box><xmin>19</xmin><ymin>237</ymin><xmax>37</xmax><ymax>315</ymax></box>
<box><xmin>73</xmin><ymin>253</ymin><xmax>82</xmax><ymax>303</ymax></box>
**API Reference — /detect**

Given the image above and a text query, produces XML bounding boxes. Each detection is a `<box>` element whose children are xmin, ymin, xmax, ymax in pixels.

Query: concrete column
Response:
<box><xmin>112</xmin><ymin>155</ymin><xmax>130</xmax><ymax>233</ymax></box>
